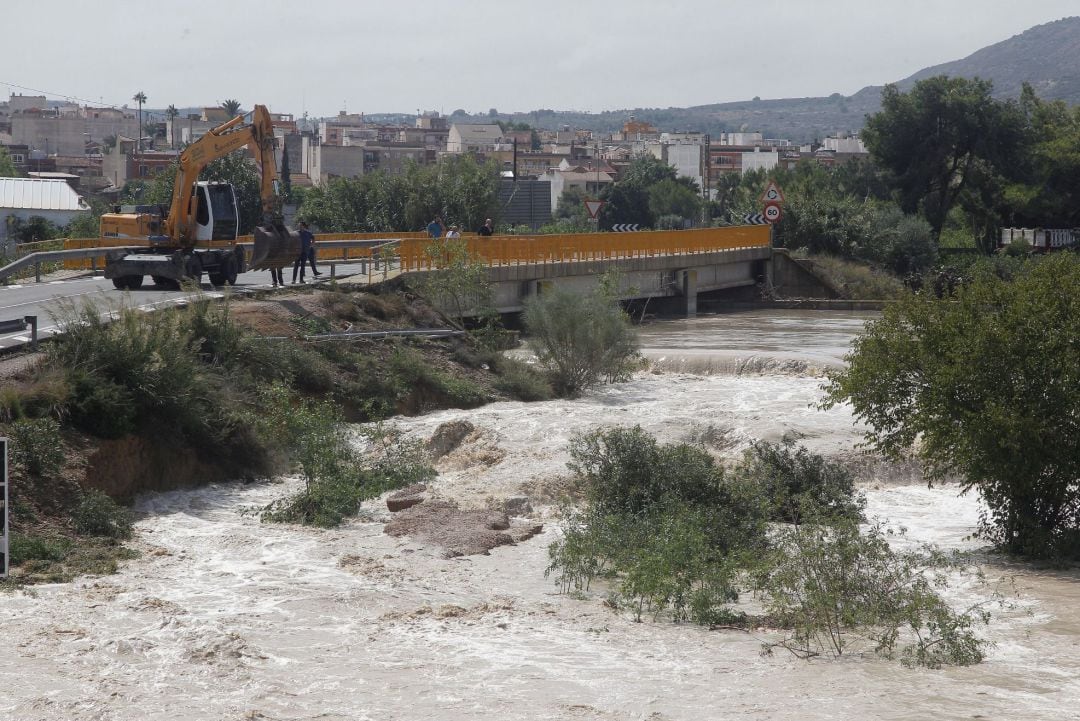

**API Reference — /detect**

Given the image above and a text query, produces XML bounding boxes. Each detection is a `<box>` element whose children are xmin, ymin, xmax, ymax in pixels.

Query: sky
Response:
<box><xmin>5</xmin><ymin>0</ymin><xmax>1078</xmax><ymax>118</ymax></box>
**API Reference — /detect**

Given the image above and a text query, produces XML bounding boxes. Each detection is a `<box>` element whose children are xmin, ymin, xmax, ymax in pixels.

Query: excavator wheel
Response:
<box><xmin>185</xmin><ymin>255</ymin><xmax>203</xmax><ymax>287</ymax></box>
<box><xmin>112</xmin><ymin>275</ymin><xmax>144</xmax><ymax>290</ymax></box>
<box><xmin>223</xmin><ymin>253</ymin><xmax>239</xmax><ymax>285</ymax></box>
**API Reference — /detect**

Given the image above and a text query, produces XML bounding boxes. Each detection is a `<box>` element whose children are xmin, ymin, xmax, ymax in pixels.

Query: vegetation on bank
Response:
<box><xmin>546</xmin><ymin>427</ymin><xmax>992</xmax><ymax>667</ymax></box>
<box><xmin>0</xmin><ymin>284</ymin><xmax>557</xmax><ymax>582</ymax></box>
<box><xmin>825</xmin><ymin>252</ymin><xmax>1080</xmax><ymax>559</ymax></box>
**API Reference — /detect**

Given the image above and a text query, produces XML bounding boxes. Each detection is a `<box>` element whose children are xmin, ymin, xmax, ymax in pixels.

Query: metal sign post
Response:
<box><xmin>1</xmin><ymin>437</ymin><xmax>7</xmax><ymax>579</ymax></box>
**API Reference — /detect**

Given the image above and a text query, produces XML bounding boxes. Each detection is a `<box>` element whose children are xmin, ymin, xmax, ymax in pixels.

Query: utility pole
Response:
<box><xmin>702</xmin><ymin>133</ymin><xmax>711</xmax><ymax>226</ymax></box>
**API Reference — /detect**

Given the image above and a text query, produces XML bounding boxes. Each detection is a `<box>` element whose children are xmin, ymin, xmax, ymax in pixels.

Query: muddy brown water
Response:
<box><xmin>2</xmin><ymin>310</ymin><xmax>1078</xmax><ymax>720</ymax></box>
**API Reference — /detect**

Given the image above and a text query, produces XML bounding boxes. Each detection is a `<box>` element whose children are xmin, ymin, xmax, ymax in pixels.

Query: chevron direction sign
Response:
<box><xmin>611</xmin><ymin>224</ymin><xmax>639</xmax><ymax>232</ymax></box>
<box><xmin>743</xmin><ymin>213</ymin><xmax>767</xmax><ymax>225</ymax></box>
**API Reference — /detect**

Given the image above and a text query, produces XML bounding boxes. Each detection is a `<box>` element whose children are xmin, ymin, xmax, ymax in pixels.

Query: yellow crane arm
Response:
<box><xmin>165</xmin><ymin>105</ymin><xmax>281</xmax><ymax>243</ymax></box>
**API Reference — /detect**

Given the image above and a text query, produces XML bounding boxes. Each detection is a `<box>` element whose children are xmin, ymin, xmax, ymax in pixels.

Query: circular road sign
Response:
<box><xmin>763</xmin><ymin>202</ymin><xmax>783</xmax><ymax>224</ymax></box>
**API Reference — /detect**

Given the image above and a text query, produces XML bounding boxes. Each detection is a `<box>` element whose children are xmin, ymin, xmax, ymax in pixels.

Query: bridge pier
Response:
<box><xmin>679</xmin><ymin>269</ymin><xmax>698</xmax><ymax>317</ymax></box>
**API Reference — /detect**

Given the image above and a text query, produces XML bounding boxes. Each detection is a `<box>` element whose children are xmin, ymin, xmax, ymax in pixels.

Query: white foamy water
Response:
<box><xmin>2</xmin><ymin>310</ymin><xmax>1079</xmax><ymax>720</ymax></box>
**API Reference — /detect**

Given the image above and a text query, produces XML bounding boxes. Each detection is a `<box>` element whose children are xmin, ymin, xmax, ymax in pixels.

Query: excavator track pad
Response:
<box><xmin>250</xmin><ymin>223</ymin><xmax>300</xmax><ymax>270</ymax></box>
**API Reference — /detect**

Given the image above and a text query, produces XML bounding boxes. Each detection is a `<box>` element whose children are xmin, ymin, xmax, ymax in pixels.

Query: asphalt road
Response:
<box><xmin>0</xmin><ymin>261</ymin><xmax>378</xmax><ymax>351</ymax></box>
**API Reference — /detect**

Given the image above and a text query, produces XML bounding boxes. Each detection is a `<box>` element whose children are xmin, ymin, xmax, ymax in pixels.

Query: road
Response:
<box><xmin>0</xmin><ymin>261</ymin><xmax>379</xmax><ymax>351</ymax></box>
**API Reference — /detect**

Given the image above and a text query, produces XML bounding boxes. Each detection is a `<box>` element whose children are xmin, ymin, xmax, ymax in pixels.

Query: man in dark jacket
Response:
<box><xmin>477</xmin><ymin>218</ymin><xmax>494</xmax><ymax>236</ymax></box>
<box><xmin>293</xmin><ymin>221</ymin><xmax>322</xmax><ymax>283</ymax></box>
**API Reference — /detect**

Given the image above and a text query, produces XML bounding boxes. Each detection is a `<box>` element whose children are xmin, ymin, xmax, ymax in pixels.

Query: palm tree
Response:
<box><xmin>132</xmin><ymin>91</ymin><xmax>147</xmax><ymax>150</ymax></box>
<box><xmin>166</xmin><ymin>104</ymin><xmax>179</xmax><ymax>149</ymax></box>
<box><xmin>221</xmin><ymin>99</ymin><xmax>243</xmax><ymax>117</ymax></box>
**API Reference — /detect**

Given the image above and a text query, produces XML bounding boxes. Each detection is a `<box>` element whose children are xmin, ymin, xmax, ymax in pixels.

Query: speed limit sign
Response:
<box><xmin>763</xmin><ymin>202</ymin><xmax>783</xmax><ymax>224</ymax></box>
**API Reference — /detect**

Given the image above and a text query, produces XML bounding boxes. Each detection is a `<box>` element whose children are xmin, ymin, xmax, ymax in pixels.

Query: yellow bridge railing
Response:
<box><xmin>399</xmin><ymin>225</ymin><xmax>772</xmax><ymax>272</ymax></box>
<box><xmin>61</xmin><ymin>226</ymin><xmax>771</xmax><ymax>274</ymax></box>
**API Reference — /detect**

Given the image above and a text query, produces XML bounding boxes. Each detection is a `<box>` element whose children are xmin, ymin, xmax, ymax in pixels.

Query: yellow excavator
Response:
<box><xmin>101</xmin><ymin>104</ymin><xmax>297</xmax><ymax>289</ymax></box>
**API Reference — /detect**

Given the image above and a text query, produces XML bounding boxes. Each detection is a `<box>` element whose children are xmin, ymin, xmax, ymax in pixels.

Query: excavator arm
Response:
<box><xmin>166</xmin><ymin>105</ymin><xmax>283</xmax><ymax>245</ymax></box>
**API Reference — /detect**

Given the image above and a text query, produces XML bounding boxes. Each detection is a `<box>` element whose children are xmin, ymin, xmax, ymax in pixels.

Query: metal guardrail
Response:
<box><xmin>0</xmin><ymin>247</ymin><xmax>144</xmax><ymax>284</ymax></box>
<box><xmin>0</xmin><ymin>315</ymin><xmax>38</xmax><ymax>349</ymax></box>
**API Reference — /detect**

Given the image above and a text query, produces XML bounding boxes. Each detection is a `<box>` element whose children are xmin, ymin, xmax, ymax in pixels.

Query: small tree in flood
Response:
<box><xmin>524</xmin><ymin>277</ymin><xmax>639</xmax><ymax>397</ymax></box>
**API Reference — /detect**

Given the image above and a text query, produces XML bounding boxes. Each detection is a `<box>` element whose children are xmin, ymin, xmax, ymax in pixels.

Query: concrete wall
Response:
<box><xmin>770</xmin><ymin>249</ymin><xmax>839</xmax><ymax>299</ymax></box>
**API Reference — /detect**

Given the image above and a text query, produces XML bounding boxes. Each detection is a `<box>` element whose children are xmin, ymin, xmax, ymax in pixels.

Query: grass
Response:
<box><xmin>805</xmin><ymin>255</ymin><xmax>908</xmax><ymax>299</ymax></box>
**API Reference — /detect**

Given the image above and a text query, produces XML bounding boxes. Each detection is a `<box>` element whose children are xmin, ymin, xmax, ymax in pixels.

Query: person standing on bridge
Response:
<box><xmin>426</xmin><ymin>215</ymin><xmax>444</xmax><ymax>239</ymax></box>
<box><xmin>293</xmin><ymin>221</ymin><xmax>321</xmax><ymax>284</ymax></box>
<box><xmin>477</xmin><ymin>218</ymin><xmax>494</xmax><ymax>237</ymax></box>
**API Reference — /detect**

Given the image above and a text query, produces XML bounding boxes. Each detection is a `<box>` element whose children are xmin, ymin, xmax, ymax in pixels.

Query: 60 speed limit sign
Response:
<box><xmin>763</xmin><ymin>202</ymin><xmax>783</xmax><ymax>224</ymax></box>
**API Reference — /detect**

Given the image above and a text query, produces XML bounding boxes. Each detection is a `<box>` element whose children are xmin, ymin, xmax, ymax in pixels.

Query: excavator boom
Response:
<box><xmin>165</xmin><ymin>105</ymin><xmax>297</xmax><ymax>268</ymax></box>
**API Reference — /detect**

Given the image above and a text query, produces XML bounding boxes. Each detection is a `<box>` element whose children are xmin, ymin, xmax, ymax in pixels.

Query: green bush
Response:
<box><xmin>389</xmin><ymin>347</ymin><xmax>489</xmax><ymax>408</ymax></box>
<box><xmin>48</xmin><ymin>299</ymin><xmax>218</xmax><ymax>446</ymax></box>
<box><xmin>549</xmin><ymin>426</ymin><xmax>768</xmax><ymax>621</ymax></box>
<box><xmin>248</xmin><ymin>385</ymin><xmax>434</xmax><ymax>527</ymax></box>
<box><xmin>548</xmin><ymin>426</ymin><xmax>992</xmax><ymax>665</ymax></box>
<box><xmin>757</xmin><ymin>521</ymin><xmax>989</xmax><ymax>667</ymax></box>
<box><xmin>9</xmin><ymin>533</ymin><xmax>73</xmax><ymax>565</ymax></box>
<box><xmin>524</xmin><ymin>282</ymin><xmax>639</xmax><ymax>397</ymax></box>
<box><xmin>731</xmin><ymin>437</ymin><xmax>863</xmax><ymax>526</ymax></box>
<box><xmin>67</xmin><ymin>372</ymin><xmax>137</xmax><ymax>439</ymax></box>
<box><xmin>493</xmin><ymin>357</ymin><xmax>553</xmax><ymax>401</ymax></box>
<box><xmin>74</xmin><ymin>490</ymin><xmax>134</xmax><ymax>539</ymax></box>
<box><xmin>9</xmin><ymin>417</ymin><xmax>65</xmax><ymax>478</ymax></box>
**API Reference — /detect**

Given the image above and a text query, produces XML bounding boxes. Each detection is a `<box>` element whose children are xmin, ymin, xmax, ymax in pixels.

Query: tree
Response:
<box><xmin>165</xmin><ymin>104</ymin><xmax>179</xmax><ymax>149</ymax></box>
<box><xmin>1006</xmin><ymin>84</ymin><xmax>1080</xmax><ymax>228</ymax></box>
<box><xmin>221</xmin><ymin>99</ymin><xmax>243</xmax><ymax>117</ymax></box>
<box><xmin>0</xmin><ymin>146</ymin><xmax>19</xmax><ymax>177</ymax></box>
<box><xmin>132</xmin><ymin>91</ymin><xmax>147</xmax><ymax>150</ymax></box>
<box><xmin>823</xmin><ymin>253</ymin><xmax>1080</xmax><ymax>558</ymax></box>
<box><xmin>648</xmin><ymin>178</ymin><xmax>702</xmax><ymax>226</ymax></box>
<box><xmin>862</xmin><ymin>76</ymin><xmax>1027</xmax><ymax>242</ymax></box>
<box><xmin>524</xmin><ymin>277</ymin><xmax>639</xmax><ymax>397</ymax></box>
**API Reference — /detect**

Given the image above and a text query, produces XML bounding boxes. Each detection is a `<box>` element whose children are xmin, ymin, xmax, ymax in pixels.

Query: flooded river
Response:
<box><xmin>2</xmin><ymin>310</ymin><xmax>1078</xmax><ymax>720</ymax></box>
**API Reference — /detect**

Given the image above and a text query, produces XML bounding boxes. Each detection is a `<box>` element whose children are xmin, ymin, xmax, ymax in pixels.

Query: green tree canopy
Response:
<box><xmin>862</xmin><ymin>76</ymin><xmax>1027</xmax><ymax>243</ymax></box>
<box><xmin>298</xmin><ymin>155</ymin><xmax>499</xmax><ymax>233</ymax></box>
<box><xmin>824</xmin><ymin>253</ymin><xmax>1080</xmax><ymax>558</ymax></box>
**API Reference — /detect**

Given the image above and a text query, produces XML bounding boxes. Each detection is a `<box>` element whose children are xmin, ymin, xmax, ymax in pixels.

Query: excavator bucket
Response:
<box><xmin>250</xmin><ymin>222</ymin><xmax>300</xmax><ymax>270</ymax></box>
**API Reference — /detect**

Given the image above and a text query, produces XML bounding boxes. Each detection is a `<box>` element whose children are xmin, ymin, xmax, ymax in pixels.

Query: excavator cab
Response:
<box><xmin>193</xmin><ymin>182</ymin><xmax>239</xmax><ymax>242</ymax></box>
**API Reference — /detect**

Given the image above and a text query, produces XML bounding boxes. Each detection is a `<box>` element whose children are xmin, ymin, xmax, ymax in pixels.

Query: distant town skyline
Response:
<box><xmin>5</xmin><ymin>1</ymin><xmax>1078</xmax><ymax>118</ymax></box>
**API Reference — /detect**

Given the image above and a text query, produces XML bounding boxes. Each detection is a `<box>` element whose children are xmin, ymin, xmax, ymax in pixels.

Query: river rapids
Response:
<box><xmin>2</xmin><ymin>310</ymin><xmax>1078</xmax><ymax>720</ymax></box>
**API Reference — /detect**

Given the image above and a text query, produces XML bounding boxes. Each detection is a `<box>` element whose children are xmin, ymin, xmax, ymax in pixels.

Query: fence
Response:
<box><xmin>1000</xmin><ymin>227</ymin><xmax>1079</xmax><ymax>251</ymax></box>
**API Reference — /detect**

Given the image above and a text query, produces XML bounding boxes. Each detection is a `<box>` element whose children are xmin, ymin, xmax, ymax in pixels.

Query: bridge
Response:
<box><xmin>397</xmin><ymin>226</ymin><xmax>830</xmax><ymax>315</ymax></box>
<box><xmin>0</xmin><ymin>227</ymin><xmax>833</xmax><ymax>349</ymax></box>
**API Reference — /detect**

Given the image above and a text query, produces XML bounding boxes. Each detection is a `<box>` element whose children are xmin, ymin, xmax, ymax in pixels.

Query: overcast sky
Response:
<box><xmin>5</xmin><ymin>1</ymin><xmax>1078</xmax><ymax>118</ymax></box>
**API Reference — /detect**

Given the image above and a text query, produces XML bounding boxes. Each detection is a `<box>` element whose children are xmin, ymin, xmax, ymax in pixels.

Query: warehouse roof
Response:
<box><xmin>0</xmin><ymin>177</ymin><xmax>89</xmax><ymax>211</ymax></box>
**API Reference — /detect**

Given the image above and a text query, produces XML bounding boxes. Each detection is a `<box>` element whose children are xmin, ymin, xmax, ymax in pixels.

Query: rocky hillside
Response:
<box><xmin>894</xmin><ymin>16</ymin><xmax>1080</xmax><ymax>102</ymax></box>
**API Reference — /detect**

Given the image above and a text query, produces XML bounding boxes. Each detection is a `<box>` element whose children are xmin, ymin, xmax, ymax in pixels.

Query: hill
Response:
<box><xmin>487</xmin><ymin>16</ymin><xmax>1080</xmax><ymax>144</ymax></box>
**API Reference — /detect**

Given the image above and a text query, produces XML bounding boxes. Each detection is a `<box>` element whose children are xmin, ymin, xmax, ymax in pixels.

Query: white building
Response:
<box><xmin>741</xmin><ymin>148</ymin><xmax>779</xmax><ymax>174</ymax></box>
<box><xmin>822</xmin><ymin>136</ymin><xmax>868</xmax><ymax>154</ymax></box>
<box><xmin>0</xmin><ymin>177</ymin><xmax>90</xmax><ymax>252</ymax></box>
<box><xmin>447</xmin><ymin>124</ymin><xmax>503</xmax><ymax>153</ymax></box>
